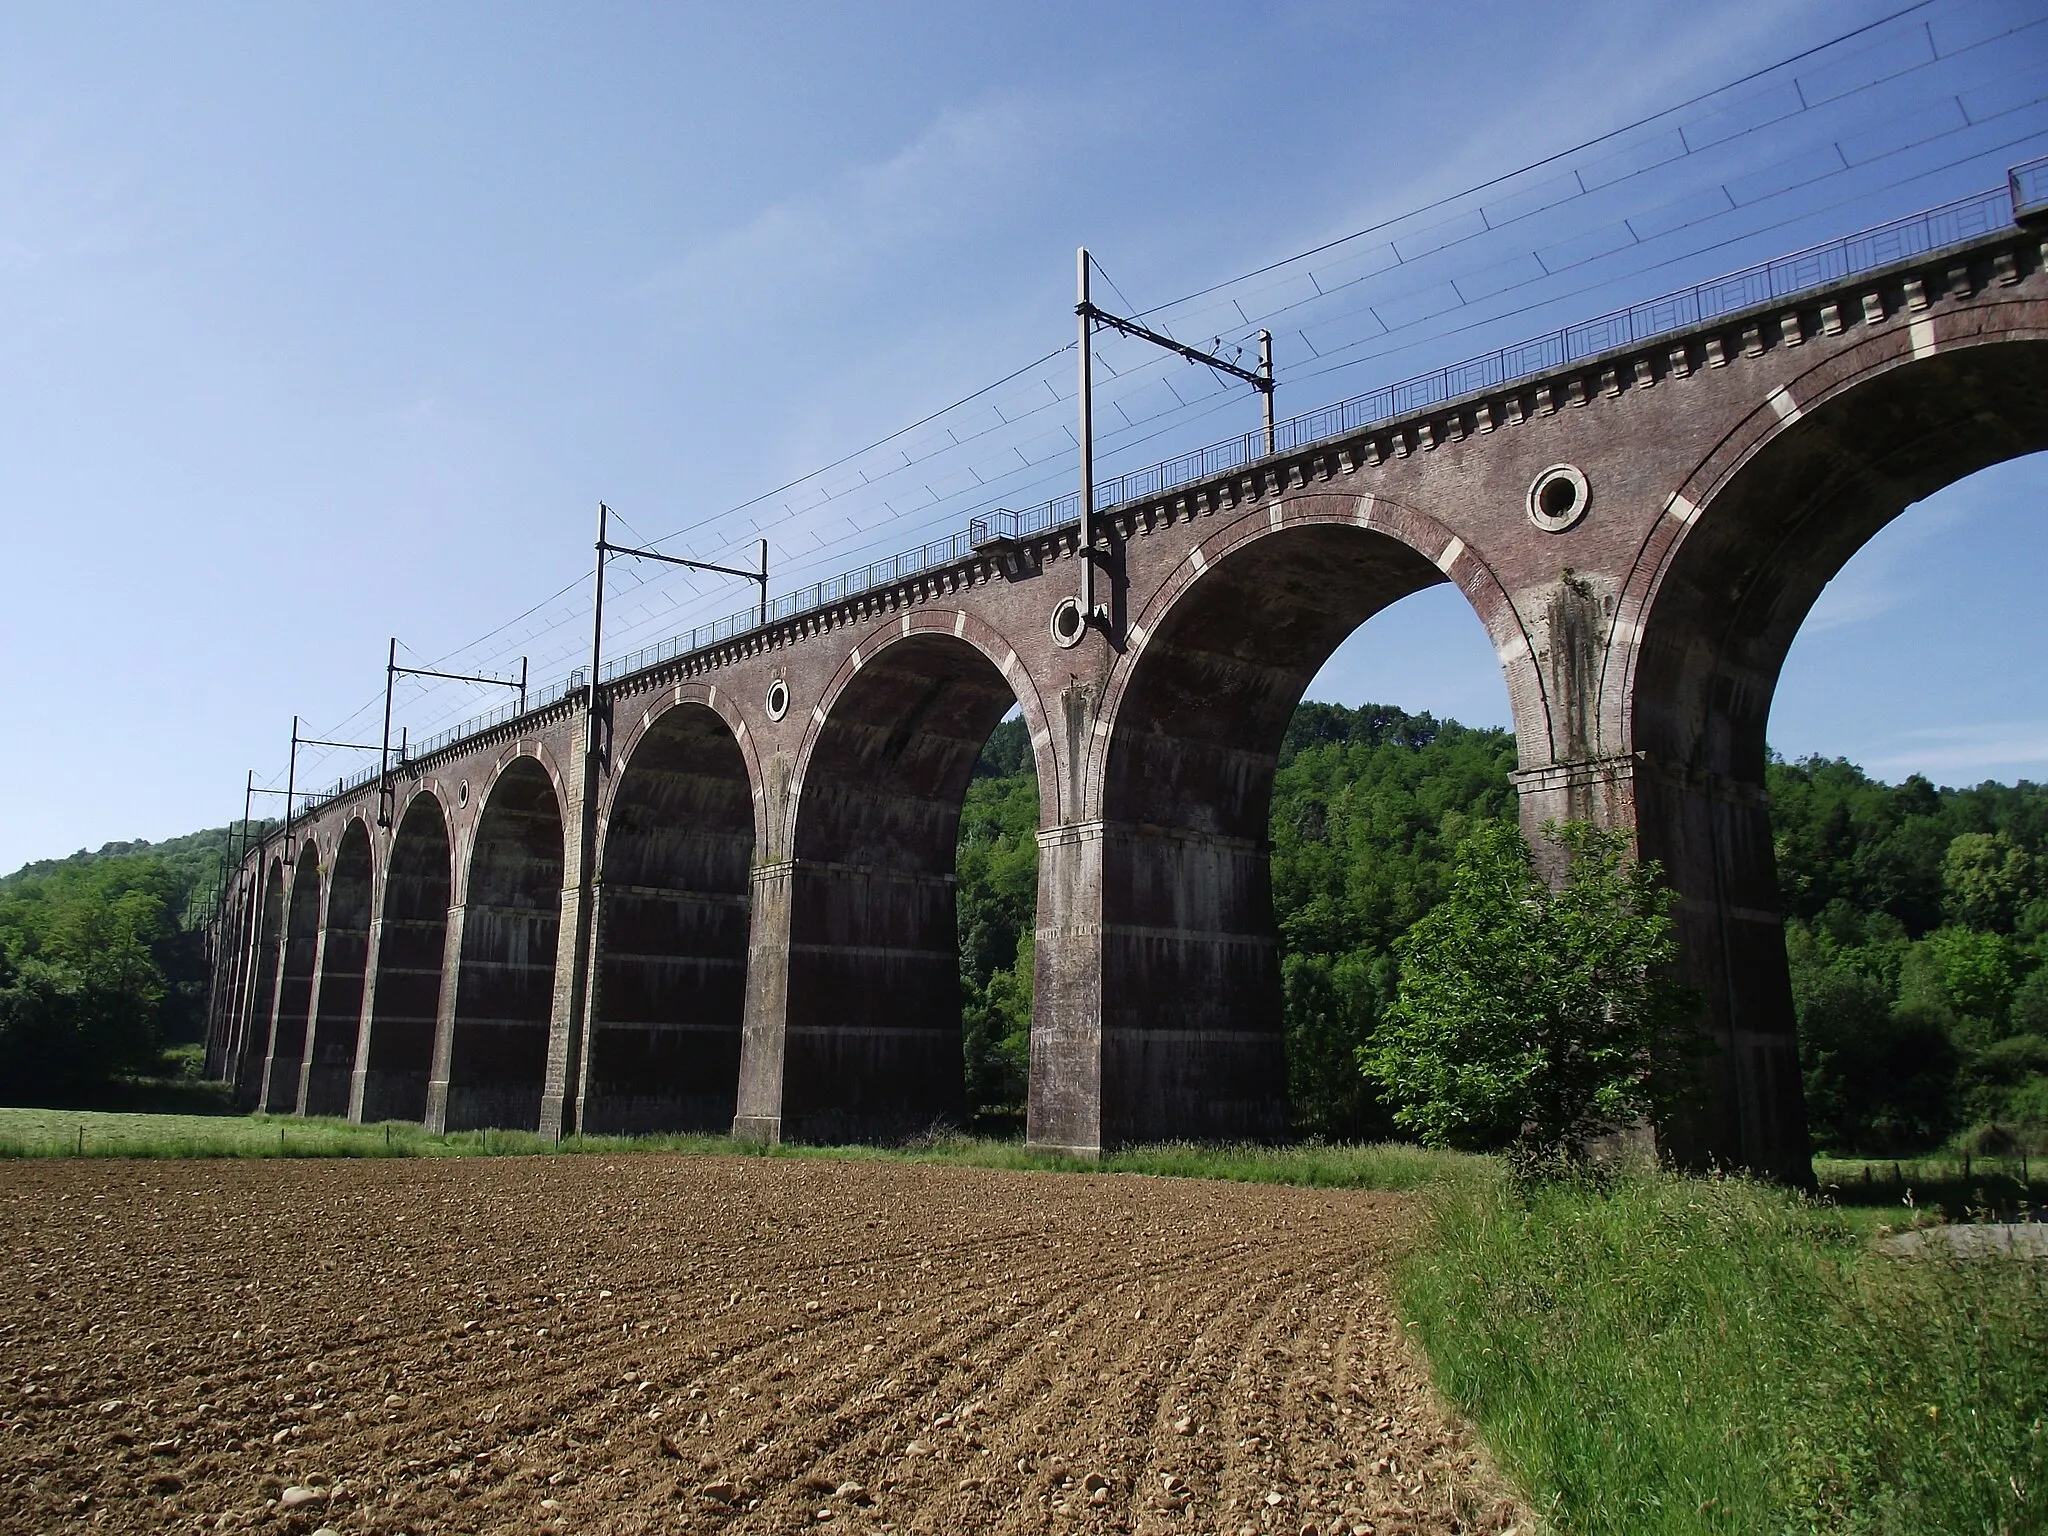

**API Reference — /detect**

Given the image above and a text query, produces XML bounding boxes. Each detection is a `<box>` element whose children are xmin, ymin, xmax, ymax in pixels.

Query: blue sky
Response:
<box><xmin>2</xmin><ymin>0</ymin><xmax>2045</xmax><ymax>873</ymax></box>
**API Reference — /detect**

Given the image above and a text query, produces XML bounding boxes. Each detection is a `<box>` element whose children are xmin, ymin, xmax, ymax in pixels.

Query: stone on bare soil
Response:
<box><xmin>0</xmin><ymin>1156</ymin><xmax>1527</xmax><ymax>1535</ymax></box>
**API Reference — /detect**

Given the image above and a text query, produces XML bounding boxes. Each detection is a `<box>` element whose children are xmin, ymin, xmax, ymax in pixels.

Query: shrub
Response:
<box><xmin>1363</xmin><ymin>820</ymin><xmax>1696</xmax><ymax>1160</ymax></box>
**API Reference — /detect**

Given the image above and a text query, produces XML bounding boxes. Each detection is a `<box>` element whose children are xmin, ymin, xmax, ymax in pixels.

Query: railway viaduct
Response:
<box><xmin>205</xmin><ymin>179</ymin><xmax>2048</xmax><ymax>1182</ymax></box>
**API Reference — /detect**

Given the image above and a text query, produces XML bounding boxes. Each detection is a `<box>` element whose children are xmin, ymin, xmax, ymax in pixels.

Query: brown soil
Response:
<box><xmin>0</xmin><ymin>1157</ymin><xmax>1526</xmax><ymax>1536</ymax></box>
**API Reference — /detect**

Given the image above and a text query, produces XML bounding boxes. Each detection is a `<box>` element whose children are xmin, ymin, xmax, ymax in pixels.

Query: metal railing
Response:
<box><xmin>2014</xmin><ymin>153</ymin><xmax>2048</xmax><ymax>222</ymax></box>
<box><xmin>405</xmin><ymin>669</ymin><xmax>587</xmax><ymax>763</ymax></box>
<box><xmin>293</xmin><ymin>165</ymin><xmax>2042</xmax><ymax>821</ymax></box>
<box><xmin>597</xmin><ymin>528</ymin><xmax>991</xmax><ymax>683</ymax></box>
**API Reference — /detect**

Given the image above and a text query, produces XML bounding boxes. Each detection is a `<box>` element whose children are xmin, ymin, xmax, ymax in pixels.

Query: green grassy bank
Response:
<box><xmin>1399</xmin><ymin>1168</ymin><xmax>2048</xmax><ymax>1535</ymax></box>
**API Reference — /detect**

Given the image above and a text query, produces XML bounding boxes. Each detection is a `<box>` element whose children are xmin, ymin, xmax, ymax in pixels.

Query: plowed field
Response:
<box><xmin>0</xmin><ymin>1157</ymin><xmax>1523</xmax><ymax>1536</ymax></box>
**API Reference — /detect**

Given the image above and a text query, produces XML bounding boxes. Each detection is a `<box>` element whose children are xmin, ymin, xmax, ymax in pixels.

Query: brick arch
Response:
<box><xmin>451</xmin><ymin>739</ymin><xmax>573</xmax><ymax>906</ymax></box>
<box><xmin>600</xmin><ymin>681</ymin><xmax>768</xmax><ymax>859</ymax></box>
<box><xmin>437</xmin><ymin>752</ymin><xmax>566</xmax><ymax>1133</ymax></box>
<box><xmin>1087</xmin><ymin>488</ymin><xmax>1543</xmax><ymax>822</ymax></box>
<box><xmin>584</xmin><ymin>686</ymin><xmax>762</xmax><ymax>1134</ymax></box>
<box><xmin>760</xmin><ymin>608</ymin><xmax>1054</xmax><ymax>1142</ymax></box>
<box><xmin>357</xmin><ymin>789</ymin><xmax>455</xmax><ymax>1125</ymax></box>
<box><xmin>788</xmin><ymin>606</ymin><xmax>1063</xmax><ymax>841</ymax></box>
<box><xmin>232</xmin><ymin>856</ymin><xmax>289</xmax><ymax>1109</ymax></box>
<box><xmin>301</xmin><ymin>816</ymin><xmax>376</xmax><ymax>1116</ymax></box>
<box><xmin>1609</xmin><ymin>302</ymin><xmax>2048</xmax><ymax>763</ymax></box>
<box><xmin>1068</xmin><ymin>489</ymin><xmax>1538</xmax><ymax>1147</ymax></box>
<box><xmin>261</xmin><ymin>838</ymin><xmax>326</xmax><ymax>1113</ymax></box>
<box><xmin>1604</xmin><ymin>305</ymin><xmax>2048</xmax><ymax>1181</ymax></box>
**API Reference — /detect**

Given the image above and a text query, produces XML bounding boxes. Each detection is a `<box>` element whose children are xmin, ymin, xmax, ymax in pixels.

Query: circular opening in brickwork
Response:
<box><xmin>1527</xmin><ymin>463</ymin><xmax>1590</xmax><ymax>532</ymax></box>
<box><xmin>764</xmin><ymin>678</ymin><xmax>790</xmax><ymax>722</ymax></box>
<box><xmin>1050</xmin><ymin>595</ymin><xmax>1087</xmax><ymax>648</ymax></box>
<box><xmin>458</xmin><ymin>780</ymin><xmax>469</xmax><ymax>808</ymax></box>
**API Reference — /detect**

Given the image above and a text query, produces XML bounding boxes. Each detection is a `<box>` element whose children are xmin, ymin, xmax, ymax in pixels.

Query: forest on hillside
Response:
<box><xmin>1</xmin><ymin>822</ymin><xmax>257</xmax><ymax>929</ymax></box>
<box><xmin>0</xmin><ymin>858</ymin><xmax>211</xmax><ymax>1099</ymax></box>
<box><xmin>0</xmin><ymin>823</ymin><xmax>267</xmax><ymax>1101</ymax></box>
<box><xmin>956</xmin><ymin>708</ymin><xmax>2048</xmax><ymax>1155</ymax></box>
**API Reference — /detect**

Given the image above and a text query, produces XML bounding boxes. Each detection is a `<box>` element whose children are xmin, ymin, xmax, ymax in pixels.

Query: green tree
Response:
<box><xmin>1927</xmin><ymin>925</ymin><xmax>2017</xmax><ymax>1031</ymax></box>
<box><xmin>0</xmin><ymin>855</ymin><xmax>198</xmax><ymax>1101</ymax></box>
<box><xmin>1793</xmin><ymin>956</ymin><xmax>1958</xmax><ymax>1151</ymax></box>
<box><xmin>1363</xmin><ymin>820</ymin><xmax>1696</xmax><ymax>1159</ymax></box>
<box><xmin>1942</xmin><ymin>830</ymin><xmax>2037</xmax><ymax>933</ymax></box>
<box><xmin>955</xmin><ymin>727</ymin><xmax>1039</xmax><ymax>1119</ymax></box>
<box><xmin>1269</xmin><ymin>702</ymin><xmax>1517</xmax><ymax>1137</ymax></box>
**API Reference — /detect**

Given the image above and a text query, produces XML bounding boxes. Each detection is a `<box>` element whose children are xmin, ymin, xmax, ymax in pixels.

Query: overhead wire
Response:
<box><xmin>1125</xmin><ymin>0</ymin><xmax>1949</xmax><ymax>321</ymax></box>
<box><xmin>273</xmin><ymin>0</ymin><xmax>2041</xmax><ymax>797</ymax></box>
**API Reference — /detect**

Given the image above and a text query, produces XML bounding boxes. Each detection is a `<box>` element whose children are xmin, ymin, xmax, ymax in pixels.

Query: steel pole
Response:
<box><xmin>378</xmin><ymin>638</ymin><xmax>396</xmax><ymax>826</ymax></box>
<box><xmin>757</xmin><ymin>538</ymin><xmax>769</xmax><ymax>627</ymax></box>
<box><xmin>1077</xmin><ymin>247</ymin><xmax>1096</xmax><ymax>622</ymax></box>
<box><xmin>518</xmin><ymin>656</ymin><xmax>528</xmax><ymax>715</ymax></box>
<box><xmin>283</xmin><ymin>717</ymin><xmax>299</xmax><ymax>862</ymax></box>
<box><xmin>1260</xmin><ymin>330</ymin><xmax>1275</xmax><ymax>456</ymax></box>
<box><xmin>558</xmin><ymin>501</ymin><xmax>612</xmax><ymax>1138</ymax></box>
<box><xmin>587</xmin><ymin>504</ymin><xmax>608</xmax><ymax>766</ymax></box>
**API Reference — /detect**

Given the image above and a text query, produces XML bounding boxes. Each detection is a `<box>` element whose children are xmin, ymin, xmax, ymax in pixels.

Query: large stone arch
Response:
<box><xmin>735</xmin><ymin>613</ymin><xmax>1056</xmax><ymax>1143</ymax></box>
<box><xmin>433</xmin><ymin>753</ymin><xmax>565</xmax><ymax>1132</ymax></box>
<box><xmin>783</xmin><ymin>608</ymin><xmax>1060</xmax><ymax>837</ymax></box>
<box><xmin>1044</xmin><ymin>492</ymin><xmax>1532</xmax><ymax>1149</ymax></box>
<box><xmin>233</xmin><ymin>861</ymin><xmax>285</xmax><ymax>1109</ymax></box>
<box><xmin>301</xmin><ymin>818</ymin><xmax>374</xmax><ymax>1116</ymax></box>
<box><xmin>260</xmin><ymin>839</ymin><xmax>324</xmax><ymax>1113</ymax></box>
<box><xmin>440</xmin><ymin>743</ymin><xmax>572</xmax><ymax>905</ymax></box>
<box><xmin>1088</xmin><ymin>490</ymin><xmax>1541</xmax><ymax>811</ymax></box>
<box><xmin>1615</xmin><ymin>309</ymin><xmax>2048</xmax><ymax>1179</ymax></box>
<box><xmin>208</xmin><ymin>883</ymin><xmax>254</xmax><ymax>1079</ymax></box>
<box><xmin>355</xmin><ymin>790</ymin><xmax>453</xmax><ymax>1123</ymax></box>
<box><xmin>583</xmin><ymin>690</ymin><xmax>759</xmax><ymax>1133</ymax></box>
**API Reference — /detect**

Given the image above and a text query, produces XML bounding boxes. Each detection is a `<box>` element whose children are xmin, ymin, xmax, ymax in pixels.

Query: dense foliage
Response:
<box><xmin>0</xmin><ymin>857</ymin><xmax>210</xmax><ymax>1101</ymax></box>
<box><xmin>1363</xmin><ymin>820</ymin><xmax>1695</xmax><ymax>1157</ymax></box>
<box><xmin>1269</xmin><ymin>704</ymin><xmax>1520</xmax><ymax>1137</ymax></box>
<box><xmin>957</xmin><ymin>720</ymin><xmax>1038</xmax><ymax>1122</ymax></box>
<box><xmin>1771</xmin><ymin>755</ymin><xmax>2048</xmax><ymax>1152</ymax></box>
<box><xmin>0</xmin><ymin>821</ymin><xmax>262</xmax><ymax>928</ymax></box>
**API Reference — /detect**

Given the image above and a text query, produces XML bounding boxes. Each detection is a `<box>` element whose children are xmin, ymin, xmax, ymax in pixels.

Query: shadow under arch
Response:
<box><xmin>585</xmin><ymin>698</ymin><xmax>756</xmax><ymax>1133</ymax></box>
<box><xmin>302</xmin><ymin>819</ymin><xmax>373</xmax><ymax>1117</ymax></box>
<box><xmin>357</xmin><ymin>792</ymin><xmax>453</xmax><ymax>1123</ymax></box>
<box><xmin>762</xmin><ymin>623</ymin><xmax>1050</xmax><ymax>1142</ymax></box>
<box><xmin>1089</xmin><ymin>502</ymin><xmax>1522</xmax><ymax>1146</ymax></box>
<box><xmin>261</xmin><ymin>840</ymin><xmax>324</xmax><ymax>1113</ymax></box>
<box><xmin>233</xmin><ymin>860</ymin><xmax>286</xmax><ymax>1108</ymax></box>
<box><xmin>437</xmin><ymin>756</ymin><xmax>564</xmax><ymax>1133</ymax></box>
<box><xmin>1620</xmin><ymin>329</ymin><xmax>2048</xmax><ymax>1180</ymax></box>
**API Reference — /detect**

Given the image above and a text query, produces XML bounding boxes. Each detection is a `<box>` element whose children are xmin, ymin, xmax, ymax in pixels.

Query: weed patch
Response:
<box><xmin>1398</xmin><ymin>1168</ymin><xmax>2048</xmax><ymax>1534</ymax></box>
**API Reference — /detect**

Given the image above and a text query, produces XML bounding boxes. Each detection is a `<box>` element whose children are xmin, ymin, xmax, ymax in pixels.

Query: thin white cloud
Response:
<box><xmin>1866</xmin><ymin>722</ymin><xmax>2048</xmax><ymax>780</ymax></box>
<box><xmin>636</xmin><ymin>93</ymin><xmax>1110</xmax><ymax>320</ymax></box>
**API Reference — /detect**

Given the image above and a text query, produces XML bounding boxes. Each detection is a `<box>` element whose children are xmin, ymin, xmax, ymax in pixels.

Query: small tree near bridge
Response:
<box><xmin>1363</xmin><ymin>819</ymin><xmax>1696</xmax><ymax>1162</ymax></box>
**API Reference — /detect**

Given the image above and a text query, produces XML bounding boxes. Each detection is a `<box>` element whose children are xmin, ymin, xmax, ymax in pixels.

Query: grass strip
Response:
<box><xmin>0</xmin><ymin>1107</ymin><xmax>1479</xmax><ymax>1192</ymax></box>
<box><xmin>1397</xmin><ymin>1166</ymin><xmax>2048</xmax><ymax>1535</ymax></box>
